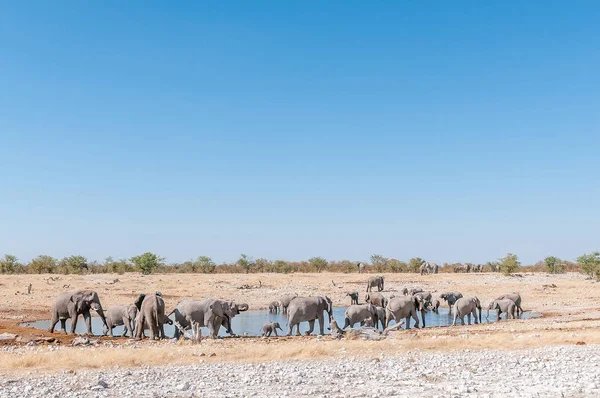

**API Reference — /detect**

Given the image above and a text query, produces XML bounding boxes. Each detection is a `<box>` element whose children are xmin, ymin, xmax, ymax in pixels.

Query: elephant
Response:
<box><xmin>374</xmin><ymin>306</ymin><xmax>386</xmax><ymax>329</ymax></box>
<box><xmin>495</xmin><ymin>293</ymin><xmax>523</xmax><ymax>316</ymax></box>
<box><xmin>365</xmin><ymin>292</ymin><xmax>388</xmax><ymax>308</ymax></box>
<box><xmin>279</xmin><ymin>293</ymin><xmax>298</xmax><ymax>314</ymax></box>
<box><xmin>433</xmin><ymin>263</ymin><xmax>439</xmax><ymax>274</ymax></box>
<box><xmin>268</xmin><ymin>301</ymin><xmax>280</xmax><ymax>313</ymax></box>
<box><xmin>262</xmin><ymin>322</ymin><xmax>283</xmax><ymax>337</ymax></box>
<box><xmin>104</xmin><ymin>304</ymin><xmax>138</xmax><ymax>337</ymax></box>
<box><xmin>366</xmin><ymin>276</ymin><xmax>384</xmax><ymax>292</ymax></box>
<box><xmin>48</xmin><ymin>290</ymin><xmax>108</xmax><ymax>335</ymax></box>
<box><xmin>170</xmin><ymin>299</ymin><xmax>249</xmax><ymax>339</ymax></box>
<box><xmin>342</xmin><ymin>303</ymin><xmax>378</xmax><ymax>329</ymax></box>
<box><xmin>385</xmin><ymin>296</ymin><xmax>420</xmax><ymax>329</ymax></box>
<box><xmin>287</xmin><ymin>296</ymin><xmax>332</xmax><ymax>336</ymax></box>
<box><xmin>487</xmin><ymin>299</ymin><xmax>516</xmax><ymax>320</ymax></box>
<box><xmin>440</xmin><ymin>292</ymin><xmax>463</xmax><ymax>312</ymax></box>
<box><xmin>357</xmin><ymin>262</ymin><xmax>366</xmax><ymax>274</ymax></box>
<box><xmin>403</xmin><ymin>287</ymin><xmax>423</xmax><ymax>296</ymax></box>
<box><xmin>454</xmin><ymin>264</ymin><xmax>467</xmax><ymax>273</ymax></box>
<box><xmin>134</xmin><ymin>293</ymin><xmax>167</xmax><ymax>340</ymax></box>
<box><xmin>429</xmin><ymin>299</ymin><xmax>441</xmax><ymax>313</ymax></box>
<box><xmin>346</xmin><ymin>291</ymin><xmax>359</xmax><ymax>305</ymax></box>
<box><xmin>452</xmin><ymin>296</ymin><xmax>482</xmax><ymax>326</ymax></box>
<box><xmin>472</xmin><ymin>264</ymin><xmax>483</xmax><ymax>272</ymax></box>
<box><xmin>412</xmin><ymin>292</ymin><xmax>431</xmax><ymax>327</ymax></box>
<box><xmin>420</xmin><ymin>262</ymin><xmax>432</xmax><ymax>275</ymax></box>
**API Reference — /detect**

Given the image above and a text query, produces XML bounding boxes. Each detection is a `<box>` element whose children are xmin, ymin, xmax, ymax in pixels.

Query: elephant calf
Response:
<box><xmin>262</xmin><ymin>322</ymin><xmax>282</xmax><ymax>337</ymax></box>
<box><xmin>487</xmin><ymin>299</ymin><xmax>517</xmax><ymax>320</ymax></box>
<box><xmin>104</xmin><ymin>304</ymin><xmax>138</xmax><ymax>337</ymax></box>
<box><xmin>346</xmin><ymin>291</ymin><xmax>359</xmax><ymax>305</ymax></box>
<box><xmin>268</xmin><ymin>301</ymin><xmax>280</xmax><ymax>313</ymax></box>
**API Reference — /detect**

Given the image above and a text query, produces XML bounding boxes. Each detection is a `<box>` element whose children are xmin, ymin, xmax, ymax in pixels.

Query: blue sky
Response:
<box><xmin>1</xmin><ymin>2</ymin><xmax>599</xmax><ymax>265</ymax></box>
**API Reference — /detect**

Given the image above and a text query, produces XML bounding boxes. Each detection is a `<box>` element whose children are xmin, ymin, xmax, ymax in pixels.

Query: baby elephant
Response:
<box><xmin>268</xmin><ymin>301</ymin><xmax>280</xmax><ymax>313</ymax></box>
<box><xmin>104</xmin><ymin>304</ymin><xmax>138</xmax><ymax>337</ymax></box>
<box><xmin>262</xmin><ymin>322</ymin><xmax>283</xmax><ymax>337</ymax></box>
<box><xmin>346</xmin><ymin>291</ymin><xmax>359</xmax><ymax>305</ymax></box>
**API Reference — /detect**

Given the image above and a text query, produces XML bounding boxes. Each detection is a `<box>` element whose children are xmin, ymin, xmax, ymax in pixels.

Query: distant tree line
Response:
<box><xmin>0</xmin><ymin>251</ymin><xmax>598</xmax><ymax>280</ymax></box>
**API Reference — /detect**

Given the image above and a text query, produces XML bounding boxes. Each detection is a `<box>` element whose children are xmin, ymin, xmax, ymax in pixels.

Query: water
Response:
<box><xmin>22</xmin><ymin>307</ymin><xmax>540</xmax><ymax>337</ymax></box>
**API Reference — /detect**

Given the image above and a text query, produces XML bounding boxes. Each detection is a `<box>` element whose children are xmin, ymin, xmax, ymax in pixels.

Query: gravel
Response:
<box><xmin>1</xmin><ymin>345</ymin><xmax>599</xmax><ymax>397</ymax></box>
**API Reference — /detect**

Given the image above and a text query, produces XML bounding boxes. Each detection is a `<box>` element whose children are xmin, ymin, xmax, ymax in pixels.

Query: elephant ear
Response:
<box><xmin>210</xmin><ymin>301</ymin><xmax>226</xmax><ymax>318</ymax></box>
<box><xmin>134</xmin><ymin>294</ymin><xmax>146</xmax><ymax>311</ymax></box>
<box><xmin>70</xmin><ymin>291</ymin><xmax>90</xmax><ymax>313</ymax></box>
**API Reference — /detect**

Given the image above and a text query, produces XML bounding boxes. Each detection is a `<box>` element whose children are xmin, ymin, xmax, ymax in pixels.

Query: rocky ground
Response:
<box><xmin>1</xmin><ymin>344</ymin><xmax>599</xmax><ymax>397</ymax></box>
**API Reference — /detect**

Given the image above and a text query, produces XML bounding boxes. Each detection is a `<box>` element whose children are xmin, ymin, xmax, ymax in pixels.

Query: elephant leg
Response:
<box><xmin>83</xmin><ymin>311</ymin><xmax>92</xmax><ymax>334</ymax></box>
<box><xmin>421</xmin><ymin>310</ymin><xmax>426</xmax><ymax>327</ymax></box>
<box><xmin>412</xmin><ymin>311</ymin><xmax>420</xmax><ymax>328</ymax></box>
<box><xmin>48</xmin><ymin>312</ymin><xmax>59</xmax><ymax>333</ymax></box>
<box><xmin>318</xmin><ymin>314</ymin><xmax>326</xmax><ymax>335</ymax></box>
<box><xmin>70</xmin><ymin>314</ymin><xmax>78</xmax><ymax>334</ymax></box>
<box><xmin>295</xmin><ymin>323</ymin><xmax>302</xmax><ymax>336</ymax></box>
<box><xmin>404</xmin><ymin>315</ymin><xmax>411</xmax><ymax>330</ymax></box>
<box><xmin>274</xmin><ymin>329</ymin><xmax>278</xmax><ymax>337</ymax></box>
<box><xmin>59</xmin><ymin>319</ymin><xmax>67</xmax><ymax>333</ymax></box>
<box><xmin>207</xmin><ymin>319</ymin><xmax>217</xmax><ymax>338</ymax></box>
<box><xmin>452</xmin><ymin>311</ymin><xmax>458</xmax><ymax>326</ymax></box>
<box><xmin>307</xmin><ymin>320</ymin><xmax>315</xmax><ymax>335</ymax></box>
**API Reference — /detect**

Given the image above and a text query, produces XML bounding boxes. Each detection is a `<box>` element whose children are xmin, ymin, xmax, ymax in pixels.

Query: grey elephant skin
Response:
<box><xmin>342</xmin><ymin>303</ymin><xmax>378</xmax><ymax>329</ymax></box>
<box><xmin>365</xmin><ymin>292</ymin><xmax>387</xmax><ymax>308</ymax></box>
<box><xmin>487</xmin><ymin>298</ymin><xmax>517</xmax><ymax>320</ymax></box>
<box><xmin>268</xmin><ymin>301</ymin><xmax>280</xmax><ymax>313</ymax></box>
<box><xmin>385</xmin><ymin>296</ymin><xmax>420</xmax><ymax>329</ymax></box>
<box><xmin>346</xmin><ymin>291</ymin><xmax>359</xmax><ymax>305</ymax></box>
<box><xmin>104</xmin><ymin>304</ymin><xmax>138</xmax><ymax>337</ymax></box>
<box><xmin>374</xmin><ymin>306</ymin><xmax>386</xmax><ymax>329</ymax></box>
<box><xmin>357</xmin><ymin>262</ymin><xmax>366</xmax><ymax>274</ymax></box>
<box><xmin>134</xmin><ymin>293</ymin><xmax>167</xmax><ymax>340</ymax></box>
<box><xmin>262</xmin><ymin>322</ymin><xmax>282</xmax><ymax>337</ymax></box>
<box><xmin>287</xmin><ymin>296</ymin><xmax>332</xmax><ymax>336</ymax></box>
<box><xmin>279</xmin><ymin>294</ymin><xmax>298</xmax><ymax>314</ymax></box>
<box><xmin>413</xmin><ymin>291</ymin><xmax>432</xmax><ymax>327</ymax></box>
<box><xmin>49</xmin><ymin>290</ymin><xmax>107</xmax><ymax>335</ymax></box>
<box><xmin>440</xmin><ymin>292</ymin><xmax>463</xmax><ymax>312</ymax></box>
<box><xmin>495</xmin><ymin>293</ymin><xmax>523</xmax><ymax>315</ymax></box>
<box><xmin>366</xmin><ymin>276</ymin><xmax>384</xmax><ymax>292</ymax></box>
<box><xmin>170</xmin><ymin>299</ymin><xmax>248</xmax><ymax>339</ymax></box>
<box><xmin>452</xmin><ymin>296</ymin><xmax>482</xmax><ymax>326</ymax></box>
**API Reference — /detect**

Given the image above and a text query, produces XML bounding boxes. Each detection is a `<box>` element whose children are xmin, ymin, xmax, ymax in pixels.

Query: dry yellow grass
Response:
<box><xmin>1</xmin><ymin>272</ymin><xmax>599</xmax><ymax>373</ymax></box>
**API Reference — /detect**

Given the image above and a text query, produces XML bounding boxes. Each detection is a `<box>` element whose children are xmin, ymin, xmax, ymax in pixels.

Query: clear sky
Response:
<box><xmin>1</xmin><ymin>2</ymin><xmax>599</xmax><ymax>265</ymax></box>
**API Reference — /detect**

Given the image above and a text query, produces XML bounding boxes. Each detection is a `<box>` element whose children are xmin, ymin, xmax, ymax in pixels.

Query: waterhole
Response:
<box><xmin>22</xmin><ymin>307</ymin><xmax>540</xmax><ymax>337</ymax></box>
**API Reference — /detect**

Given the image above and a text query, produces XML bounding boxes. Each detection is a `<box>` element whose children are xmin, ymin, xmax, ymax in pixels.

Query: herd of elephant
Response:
<box><xmin>47</xmin><ymin>281</ymin><xmax>524</xmax><ymax>340</ymax></box>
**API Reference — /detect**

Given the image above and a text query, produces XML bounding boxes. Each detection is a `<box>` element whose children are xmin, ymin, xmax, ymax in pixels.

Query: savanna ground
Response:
<box><xmin>0</xmin><ymin>272</ymin><xmax>599</xmax><ymax>374</ymax></box>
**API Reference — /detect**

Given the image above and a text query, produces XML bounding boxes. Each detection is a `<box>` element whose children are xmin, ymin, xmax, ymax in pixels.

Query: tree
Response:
<box><xmin>577</xmin><ymin>251</ymin><xmax>600</xmax><ymax>280</ymax></box>
<box><xmin>544</xmin><ymin>256</ymin><xmax>564</xmax><ymax>274</ymax></box>
<box><xmin>498</xmin><ymin>253</ymin><xmax>520</xmax><ymax>276</ymax></box>
<box><xmin>58</xmin><ymin>255</ymin><xmax>88</xmax><ymax>275</ymax></box>
<box><xmin>195</xmin><ymin>256</ymin><xmax>216</xmax><ymax>273</ymax></box>
<box><xmin>130</xmin><ymin>252</ymin><xmax>164</xmax><ymax>275</ymax></box>
<box><xmin>308</xmin><ymin>257</ymin><xmax>328</xmax><ymax>273</ymax></box>
<box><xmin>237</xmin><ymin>254</ymin><xmax>254</xmax><ymax>274</ymax></box>
<box><xmin>28</xmin><ymin>255</ymin><xmax>57</xmax><ymax>274</ymax></box>
<box><xmin>0</xmin><ymin>254</ymin><xmax>20</xmax><ymax>274</ymax></box>
<box><xmin>408</xmin><ymin>257</ymin><xmax>425</xmax><ymax>273</ymax></box>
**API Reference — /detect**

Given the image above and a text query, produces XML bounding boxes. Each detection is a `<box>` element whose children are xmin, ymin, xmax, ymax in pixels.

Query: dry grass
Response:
<box><xmin>1</xmin><ymin>272</ymin><xmax>599</xmax><ymax>373</ymax></box>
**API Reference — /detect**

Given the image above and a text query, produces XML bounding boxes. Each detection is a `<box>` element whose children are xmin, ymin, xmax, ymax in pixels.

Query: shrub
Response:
<box><xmin>498</xmin><ymin>253</ymin><xmax>520</xmax><ymax>276</ymax></box>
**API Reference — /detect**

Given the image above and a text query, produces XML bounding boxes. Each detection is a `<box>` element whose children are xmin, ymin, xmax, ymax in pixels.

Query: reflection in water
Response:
<box><xmin>22</xmin><ymin>307</ymin><xmax>539</xmax><ymax>337</ymax></box>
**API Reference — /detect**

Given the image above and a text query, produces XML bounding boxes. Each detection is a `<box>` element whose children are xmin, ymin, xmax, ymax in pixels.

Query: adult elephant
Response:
<box><xmin>452</xmin><ymin>297</ymin><xmax>482</xmax><ymax>326</ymax></box>
<box><xmin>495</xmin><ymin>293</ymin><xmax>523</xmax><ymax>316</ymax></box>
<box><xmin>413</xmin><ymin>291</ymin><xmax>432</xmax><ymax>327</ymax></box>
<box><xmin>170</xmin><ymin>299</ymin><xmax>249</xmax><ymax>339</ymax></box>
<box><xmin>366</xmin><ymin>276</ymin><xmax>384</xmax><ymax>292</ymax></box>
<box><xmin>287</xmin><ymin>296</ymin><xmax>332</xmax><ymax>336</ymax></box>
<box><xmin>342</xmin><ymin>303</ymin><xmax>378</xmax><ymax>329</ymax></box>
<box><xmin>134</xmin><ymin>293</ymin><xmax>167</xmax><ymax>340</ymax></box>
<box><xmin>420</xmin><ymin>262</ymin><xmax>432</xmax><ymax>275</ymax></box>
<box><xmin>279</xmin><ymin>293</ymin><xmax>298</xmax><ymax>314</ymax></box>
<box><xmin>487</xmin><ymin>299</ymin><xmax>516</xmax><ymax>320</ymax></box>
<box><xmin>439</xmin><ymin>292</ymin><xmax>463</xmax><ymax>313</ymax></box>
<box><xmin>432</xmin><ymin>263</ymin><xmax>439</xmax><ymax>274</ymax></box>
<box><xmin>48</xmin><ymin>290</ymin><xmax>108</xmax><ymax>335</ymax></box>
<box><xmin>385</xmin><ymin>296</ymin><xmax>420</xmax><ymax>330</ymax></box>
<box><xmin>357</xmin><ymin>262</ymin><xmax>366</xmax><ymax>274</ymax></box>
<box><xmin>365</xmin><ymin>292</ymin><xmax>388</xmax><ymax>308</ymax></box>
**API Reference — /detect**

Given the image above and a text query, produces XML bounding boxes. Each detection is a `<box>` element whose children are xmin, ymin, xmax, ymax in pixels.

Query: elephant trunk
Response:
<box><xmin>96</xmin><ymin>307</ymin><xmax>108</xmax><ymax>329</ymax></box>
<box><xmin>486</xmin><ymin>309</ymin><xmax>490</xmax><ymax>319</ymax></box>
<box><xmin>238</xmin><ymin>303</ymin><xmax>249</xmax><ymax>312</ymax></box>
